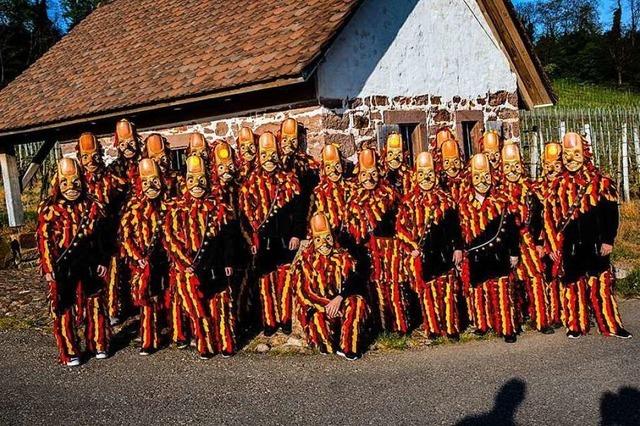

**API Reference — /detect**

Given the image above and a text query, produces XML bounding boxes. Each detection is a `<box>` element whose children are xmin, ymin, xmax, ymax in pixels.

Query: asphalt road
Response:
<box><xmin>2</xmin><ymin>300</ymin><xmax>640</xmax><ymax>425</ymax></box>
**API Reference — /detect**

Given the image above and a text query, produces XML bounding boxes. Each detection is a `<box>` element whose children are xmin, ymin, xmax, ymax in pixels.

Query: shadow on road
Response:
<box><xmin>455</xmin><ymin>378</ymin><xmax>527</xmax><ymax>426</ymax></box>
<box><xmin>600</xmin><ymin>386</ymin><xmax>640</xmax><ymax>426</ymax></box>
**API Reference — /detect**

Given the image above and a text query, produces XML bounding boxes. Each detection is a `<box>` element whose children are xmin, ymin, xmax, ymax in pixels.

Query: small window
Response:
<box><xmin>381</xmin><ymin>110</ymin><xmax>428</xmax><ymax>167</ymax></box>
<box><xmin>455</xmin><ymin>110</ymin><xmax>484</xmax><ymax>160</ymax></box>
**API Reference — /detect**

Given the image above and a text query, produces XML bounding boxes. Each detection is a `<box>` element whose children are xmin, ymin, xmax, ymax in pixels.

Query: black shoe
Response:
<box><xmin>176</xmin><ymin>341</ymin><xmax>189</xmax><ymax>350</ymax></box>
<box><xmin>199</xmin><ymin>352</ymin><xmax>214</xmax><ymax>360</ymax></box>
<box><xmin>139</xmin><ymin>348</ymin><xmax>154</xmax><ymax>356</ymax></box>
<box><xmin>221</xmin><ymin>352</ymin><xmax>235</xmax><ymax>358</ymax></box>
<box><xmin>448</xmin><ymin>334</ymin><xmax>460</xmax><ymax>342</ymax></box>
<box><xmin>553</xmin><ymin>322</ymin><xmax>563</xmax><ymax>329</ymax></box>
<box><xmin>612</xmin><ymin>329</ymin><xmax>633</xmax><ymax>339</ymax></box>
<box><xmin>344</xmin><ymin>352</ymin><xmax>362</xmax><ymax>361</ymax></box>
<box><xmin>280</xmin><ymin>323</ymin><xmax>292</xmax><ymax>335</ymax></box>
<box><xmin>263</xmin><ymin>327</ymin><xmax>277</xmax><ymax>337</ymax></box>
<box><xmin>504</xmin><ymin>334</ymin><xmax>517</xmax><ymax>343</ymax></box>
<box><xmin>541</xmin><ymin>326</ymin><xmax>555</xmax><ymax>335</ymax></box>
<box><xmin>567</xmin><ymin>330</ymin><xmax>581</xmax><ymax>339</ymax></box>
<box><xmin>473</xmin><ymin>329</ymin><xmax>487</xmax><ymax>336</ymax></box>
<box><xmin>318</xmin><ymin>346</ymin><xmax>330</xmax><ymax>356</ymax></box>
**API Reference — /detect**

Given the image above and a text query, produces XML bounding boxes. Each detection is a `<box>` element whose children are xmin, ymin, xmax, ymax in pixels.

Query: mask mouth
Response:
<box><xmin>419</xmin><ymin>180</ymin><xmax>435</xmax><ymax>191</ymax></box>
<box><xmin>387</xmin><ymin>159</ymin><xmax>401</xmax><ymax>170</ymax></box>
<box><xmin>221</xmin><ymin>172</ymin><xmax>233</xmax><ymax>182</ymax></box>
<box><xmin>145</xmin><ymin>188</ymin><xmax>161</xmax><ymax>199</ymax></box>
<box><xmin>262</xmin><ymin>161</ymin><xmax>276</xmax><ymax>172</ymax></box>
<box><xmin>317</xmin><ymin>244</ymin><xmax>333</xmax><ymax>256</ymax></box>
<box><xmin>189</xmin><ymin>186</ymin><xmax>206</xmax><ymax>198</ymax></box>
<box><xmin>445</xmin><ymin>167</ymin><xmax>459</xmax><ymax>178</ymax></box>
<box><xmin>242</xmin><ymin>150</ymin><xmax>255</xmax><ymax>161</ymax></box>
<box><xmin>565</xmin><ymin>160</ymin><xmax>582</xmax><ymax>172</ymax></box>
<box><xmin>362</xmin><ymin>179</ymin><xmax>377</xmax><ymax>190</ymax></box>
<box><xmin>63</xmin><ymin>189</ymin><xmax>81</xmax><ymax>201</ymax></box>
<box><xmin>506</xmin><ymin>172</ymin><xmax>520</xmax><ymax>183</ymax></box>
<box><xmin>84</xmin><ymin>162</ymin><xmax>98</xmax><ymax>172</ymax></box>
<box><xmin>474</xmin><ymin>182</ymin><xmax>490</xmax><ymax>194</ymax></box>
<box><xmin>123</xmin><ymin>147</ymin><xmax>137</xmax><ymax>158</ymax></box>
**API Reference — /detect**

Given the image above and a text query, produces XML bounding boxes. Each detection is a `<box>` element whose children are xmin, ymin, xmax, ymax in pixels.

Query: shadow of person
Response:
<box><xmin>600</xmin><ymin>387</ymin><xmax>640</xmax><ymax>426</ymax></box>
<box><xmin>456</xmin><ymin>378</ymin><xmax>527</xmax><ymax>426</ymax></box>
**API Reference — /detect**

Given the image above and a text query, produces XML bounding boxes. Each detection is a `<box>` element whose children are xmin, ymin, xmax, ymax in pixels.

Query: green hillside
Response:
<box><xmin>553</xmin><ymin>79</ymin><xmax>640</xmax><ymax>108</ymax></box>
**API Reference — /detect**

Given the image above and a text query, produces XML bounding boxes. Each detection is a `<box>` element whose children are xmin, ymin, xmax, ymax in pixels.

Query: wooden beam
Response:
<box><xmin>0</xmin><ymin>145</ymin><xmax>25</xmax><ymax>227</ymax></box>
<box><xmin>21</xmin><ymin>138</ymin><xmax>57</xmax><ymax>189</ymax></box>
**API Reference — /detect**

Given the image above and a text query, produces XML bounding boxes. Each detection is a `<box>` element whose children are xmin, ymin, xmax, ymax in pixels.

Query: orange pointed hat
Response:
<box><xmin>239</xmin><ymin>127</ymin><xmax>255</xmax><ymax>144</ymax></box>
<box><xmin>214</xmin><ymin>141</ymin><xmax>233</xmax><ymax>165</ymax></box>
<box><xmin>310</xmin><ymin>212</ymin><xmax>331</xmax><ymax>236</ymax></box>
<box><xmin>79</xmin><ymin>132</ymin><xmax>98</xmax><ymax>153</ymax></box>
<box><xmin>189</xmin><ymin>132</ymin><xmax>207</xmax><ymax>152</ymax></box>
<box><xmin>116</xmin><ymin>119</ymin><xmax>134</xmax><ymax>140</ymax></box>
<box><xmin>146</xmin><ymin>134</ymin><xmax>166</xmax><ymax>157</ymax></box>
<box><xmin>562</xmin><ymin>132</ymin><xmax>583</xmax><ymax>150</ymax></box>
<box><xmin>281</xmin><ymin>118</ymin><xmax>298</xmax><ymax>138</ymax></box>
<box><xmin>471</xmin><ymin>153</ymin><xmax>490</xmax><ymax>174</ymax></box>
<box><xmin>139</xmin><ymin>158</ymin><xmax>160</xmax><ymax>178</ymax></box>
<box><xmin>58</xmin><ymin>157</ymin><xmax>80</xmax><ymax>178</ymax></box>
<box><xmin>441</xmin><ymin>139</ymin><xmax>460</xmax><ymax>160</ymax></box>
<box><xmin>259</xmin><ymin>132</ymin><xmax>277</xmax><ymax>153</ymax></box>
<box><xmin>358</xmin><ymin>148</ymin><xmax>377</xmax><ymax>172</ymax></box>
<box><xmin>544</xmin><ymin>142</ymin><xmax>562</xmax><ymax>163</ymax></box>
<box><xmin>482</xmin><ymin>131</ymin><xmax>500</xmax><ymax>153</ymax></box>
<box><xmin>322</xmin><ymin>144</ymin><xmax>340</xmax><ymax>165</ymax></box>
<box><xmin>386</xmin><ymin>133</ymin><xmax>403</xmax><ymax>151</ymax></box>
<box><xmin>415</xmin><ymin>151</ymin><xmax>434</xmax><ymax>171</ymax></box>
<box><xmin>436</xmin><ymin>128</ymin><xmax>455</xmax><ymax>148</ymax></box>
<box><xmin>501</xmin><ymin>142</ymin><xmax>521</xmax><ymax>163</ymax></box>
<box><xmin>186</xmin><ymin>154</ymin><xmax>206</xmax><ymax>174</ymax></box>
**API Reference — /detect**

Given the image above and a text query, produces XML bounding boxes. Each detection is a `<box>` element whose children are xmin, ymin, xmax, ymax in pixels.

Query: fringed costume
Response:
<box><xmin>37</xmin><ymin>158</ymin><xmax>110</xmax><ymax>365</ymax></box>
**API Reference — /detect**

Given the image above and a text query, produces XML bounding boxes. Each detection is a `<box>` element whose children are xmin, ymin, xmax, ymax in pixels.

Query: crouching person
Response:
<box><xmin>119</xmin><ymin>159</ymin><xmax>170</xmax><ymax>355</ymax></box>
<box><xmin>165</xmin><ymin>155</ymin><xmax>237</xmax><ymax>358</ymax></box>
<box><xmin>292</xmin><ymin>213</ymin><xmax>369</xmax><ymax>360</ymax></box>
<box><xmin>37</xmin><ymin>158</ymin><xmax>110</xmax><ymax>366</ymax></box>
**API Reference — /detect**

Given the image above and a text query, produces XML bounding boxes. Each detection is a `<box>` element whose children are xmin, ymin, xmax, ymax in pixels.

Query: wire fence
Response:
<box><xmin>520</xmin><ymin>106</ymin><xmax>640</xmax><ymax>201</ymax></box>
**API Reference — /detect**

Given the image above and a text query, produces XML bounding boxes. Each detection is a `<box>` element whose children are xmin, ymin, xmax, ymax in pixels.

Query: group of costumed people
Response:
<box><xmin>36</xmin><ymin>117</ymin><xmax>631</xmax><ymax>367</ymax></box>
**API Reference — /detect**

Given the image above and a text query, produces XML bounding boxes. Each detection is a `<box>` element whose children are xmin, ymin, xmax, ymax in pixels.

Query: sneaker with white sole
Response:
<box><xmin>95</xmin><ymin>352</ymin><xmax>108</xmax><ymax>360</ymax></box>
<box><xmin>66</xmin><ymin>357</ymin><xmax>81</xmax><ymax>367</ymax></box>
<box><xmin>567</xmin><ymin>330</ymin><xmax>581</xmax><ymax>339</ymax></box>
<box><xmin>139</xmin><ymin>349</ymin><xmax>151</xmax><ymax>356</ymax></box>
<box><xmin>613</xmin><ymin>329</ymin><xmax>633</xmax><ymax>339</ymax></box>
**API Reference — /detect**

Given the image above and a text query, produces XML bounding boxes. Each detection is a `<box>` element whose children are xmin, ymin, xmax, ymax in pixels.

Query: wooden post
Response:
<box><xmin>559</xmin><ymin>121</ymin><xmax>566</xmax><ymax>140</ymax></box>
<box><xmin>20</xmin><ymin>138</ymin><xmax>56</xmax><ymax>189</ymax></box>
<box><xmin>633</xmin><ymin>127</ymin><xmax>640</xmax><ymax>179</ymax></box>
<box><xmin>530</xmin><ymin>131</ymin><xmax>539</xmax><ymax>178</ymax></box>
<box><xmin>0</xmin><ymin>144</ymin><xmax>25</xmax><ymax>227</ymax></box>
<box><xmin>622</xmin><ymin>124</ymin><xmax>630</xmax><ymax>201</ymax></box>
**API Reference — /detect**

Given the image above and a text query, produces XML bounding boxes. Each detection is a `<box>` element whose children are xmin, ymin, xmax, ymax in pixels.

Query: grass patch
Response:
<box><xmin>374</xmin><ymin>332</ymin><xmax>412</xmax><ymax>350</ymax></box>
<box><xmin>553</xmin><ymin>79</ymin><xmax>640</xmax><ymax>108</ymax></box>
<box><xmin>617</xmin><ymin>268</ymin><xmax>640</xmax><ymax>298</ymax></box>
<box><xmin>0</xmin><ymin>317</ymin><xmax>36</xmax><ymax>330</ymax></box>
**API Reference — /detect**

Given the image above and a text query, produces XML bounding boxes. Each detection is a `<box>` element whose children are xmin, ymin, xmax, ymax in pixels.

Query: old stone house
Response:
<box><xmin>0</xmin><ymin>0</ymin><xmax>554</xmax><ymax>226</ymax></box>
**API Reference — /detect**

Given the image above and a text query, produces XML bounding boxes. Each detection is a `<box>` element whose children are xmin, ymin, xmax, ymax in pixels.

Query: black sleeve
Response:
<box><xmin>599</xmin><ymin>199</ymin><xmax>619</xmax><ymax>245</ymax></box>
<box><xmin>505</xmin><ymin>213</ymin><xmax>520</xmax><ymax>257</ymax></box>
<box><xmin>221</xmin><ymin>223</ymin><xmax>236</xmax><ymax>267</ymax></box>
<box><xmin>291</xmin><ymin>193</ymin><xmax>309</xmax><ymax>239</ymax></box>
<box><xmin>445</xmin><ymin>208</ymin><xmax>464</xmax><ymax>251</ymax></box>
<box><xmin>528</xmin><ymin>194</ymin><xmax>544</xmax><ymax>246</ymax></box>
<box><xmin>340</xmin><ymin>268</ymin><xmax>364</xmax><ymax>298</ymax></box>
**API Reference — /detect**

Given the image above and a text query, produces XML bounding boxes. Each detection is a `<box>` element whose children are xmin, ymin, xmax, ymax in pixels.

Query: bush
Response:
<box><xmin>617</xmin><ymin>268</ymin><xmax>640</xmax><ymax>298</ymax></box>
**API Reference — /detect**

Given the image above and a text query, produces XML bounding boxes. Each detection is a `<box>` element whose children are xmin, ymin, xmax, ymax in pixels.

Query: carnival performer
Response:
<box><xmin>119</xmin><ymin>159</ymin><xmax>170</xmax><ymax>355</ymax></box>
<box><xmin>480</xmin><ymin>130</ymin><xmax>503</xmax><ymax>184</ymax></box>
<box><xmin>106</xmin><ymin>119</ymin><xmax>142</xmax><ymax>325</ymax></box>
<box><xmin>312</xmin><ymin>144</ymin><xmax>350</xmax><ymax>243</ymax></box>
<box><xmin>536</xmin><ymin>142</ymin><xmax>564</xmax><ymax>327</ymax></box>
<box><xmin>76</xmin><ymin>132</ymin><xmax>125</xmax><ymax>206</ymax></box>
<box><xmin>459</xmin><ymin>154</ymin><xmax>520</xmax><ymax>343</ymax></box>
<box><xmin>238</xmin><ymin>132</ymin><xmax>305</xmax><ymax>336</ymax></box>
<box><xmin>237</xmin><ymin>126</ymin><xmax>258</xmax><ymax>181</ymax></box>
<box><xmin>144</xmin><ymin>133</ymin><xmax>181</xmax><ymax>198</ymax></box>
<box><xmin>292</xmin><ymin>212</ymin><xmax>369</xmax><ymax>360</ymax></box>
<box><xmin>439</xmin><ymin>139</ymin><xmax>466</xmax><ymax>202</ymax></box>
<box><xmin>37</xmin><ymin>158</ymin><xmax>110</xmax><ymax>366</ymax></box>
<box><xmin>501</xmin><ymin>142</ymin><xmax>553</xmax><ymax>334</ymax></box>
<box><xmin>164</xmin><ymin>155</ymin><xmax>237</xmax><ymax>357</ymax></box>
<box><xmin>344</xmin><ymin>148</ymin><xmax>409</xmax><ymax>334</ymax></box>
<box><xmin>397</xmin><ymin>152</ymin><xmax>464</xmax><ymax>339</ymax></box>
<box><xmin>383</xmin><ymin>133</ymin><xmax>412</xmax><ymax>196</ymax></box>
<box><xmin>543</xmin><ymin>132</ymin><xmax>631</xmax><ymax>339</ymax></box>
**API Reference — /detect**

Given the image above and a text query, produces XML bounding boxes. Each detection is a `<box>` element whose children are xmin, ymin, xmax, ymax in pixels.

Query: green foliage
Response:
<box><xmin>617</xmin><ymin>268</ymin><xmax>640</xmax><ymax>298</ymax></box>
<box><xmin>60</xmin><ymin>0</ymin><xmax>100</xmax><ymax>29</ymax></box>
<box><xmin>375</xmin><ymin>332</ymin><xmax>412</xmax><ymax>350</ymax></box>
<box><xmin>553</xmin><ymin>78</ymin><xmax>640</xmax><ymax>108</ymax></box>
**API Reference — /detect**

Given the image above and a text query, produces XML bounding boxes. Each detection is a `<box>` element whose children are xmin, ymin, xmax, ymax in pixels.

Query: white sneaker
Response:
<box><xmin>95</xmin><ymin>352</ymin><xmax>108</xmax><ymax>360</ymax></box>
<box><xmin>66</xmin><ymin>357</ymin><xmax>81</xmax><ymax>367</ymax></box>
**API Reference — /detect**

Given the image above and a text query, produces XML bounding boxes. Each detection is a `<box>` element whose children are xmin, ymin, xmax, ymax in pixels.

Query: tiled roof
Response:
<box><xmin>0</xmin><ymin>0</ymin><xmax>360</xmax><ymax>133</ymax></box>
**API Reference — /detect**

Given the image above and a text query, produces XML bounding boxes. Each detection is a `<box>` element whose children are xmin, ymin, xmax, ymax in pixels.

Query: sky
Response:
<box><xmin>47</xmin><ymin>0</ymin><xmax>630</xmax><ymax>33</ymax></box>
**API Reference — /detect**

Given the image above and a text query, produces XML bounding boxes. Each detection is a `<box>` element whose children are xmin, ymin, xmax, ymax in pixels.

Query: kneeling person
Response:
<box><xmin>293</xmin><ymin>213</ymin><xmax>369</xmax><ymax>360</ymax></box>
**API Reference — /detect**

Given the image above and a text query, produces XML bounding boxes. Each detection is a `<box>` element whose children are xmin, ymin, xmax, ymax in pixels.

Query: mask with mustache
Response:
<box><xmin>259</xmin><ymin>132</ymin><xmax>279</xmax><ymax>173</ymax></box>
<box><xmin>415</xmin><ymin>152</ymin><xmax>436</xmax><ymax>191</ymax></box>
<box><xmin>321</xmin><ymin>144</ymin><xmax>342</xmax><ymax>182</ymax></box>
<box><xmin>441</xmin><ymin>139</ymin><xmax>462</xmax><ymax>178</ymax></box>
<box><xmin>58</xmin><ymin>158</ymin><xmax>82</xmax><ymax>201</ymax></box>
<box><xmin>562</xmin><ymin>132</ymin><xmax>584</xmax><ymax>173</ymax></box>
<box><xmin>185</xmin><ymin>155</ymin><xmax>208</xmax><ymax>198</ymax></box>
<box><xmin>238</xmin><ymin>127</ymin><xmax>257</xmax><ymax>162</ymax></box>
<box><xmin>310</xmin><ymin>213</ymin><xmax>334</xmax><ymax>256</ymax></box>
<box><xmin>116</xmin><ymin>119</ymin><xmax>139</xmax><ymax>159</ymax></box>
<box><xmin>385</xmin><ymin>133</ymin><xmax>403</xmax><ymax>170</ymax></box>
<box><xmin>78</xmin><ymin>132</ymin><xmax>102</xmax><ymax>173</ymax></box>
<box><xmin>543</xmin><ymin>142</ymin><xmax>562</xmax><ymax>180</ymax></box>
<box><xmin>214</xmin><ymin>142</ymin><xmax>236</xmax><ymax>184</ymax></box>
<box><xmin>501</xmin><ymin>142</ymin><xmax>523</xmax><ymax>183</ymax></box>
<box><xmin>358</xmin><ymin>148</ymin><xmax>379</xmax><ymax>190</ymax></box>
<box><xmin>471</xmin><ymin>153</ymin><xmax>492</xmax><ymax>195</ymax></box>
<box><xmin>139</xmin><ymin>158</ymin><xmax>163</xmax><ymax>200</ymax></box>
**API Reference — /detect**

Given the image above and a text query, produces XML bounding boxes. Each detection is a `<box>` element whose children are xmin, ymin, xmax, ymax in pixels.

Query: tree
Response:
<box><xmin>60</xmin><ymin>0</ymin><xmax>100</xmax><ymax>29</ymax></box>
<box><xmin>608</xmin><ymin>1</ymin><xmax>628</xmax><ymax>85</ymax></box>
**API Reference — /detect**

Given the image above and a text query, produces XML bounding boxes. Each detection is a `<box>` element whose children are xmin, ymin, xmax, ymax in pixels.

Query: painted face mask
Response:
<box><xmin>441</xmin><ymin>139</ymin><xmax>462</xmax><ymax>178</ymax></box>
<box><xmin>322</xmin><ymin>144</ymin><xmax>342</xmax><ymax>182</ymax></box>
<box><xmin>78</xmin><ymin>132</ymin><xmax>101</xmax><ymax>173</ymax></box>
<box><xmin>471</xmin><ymin>153</ymin><xmax>492</xmax><ymax>195</ymax></box>
<box><xmin>543</xmin><ymin>142</ymin><xmax>562</xmax><ymax>180</ymax></box>
<box><xmin>415</xmin><ymin>151</ymin><xmax>436</xmax><ymax>191</ymax></box>
<box><xmin>259</xmin><ymin>132</ymin><xmax>279</xmax><ymax>173</ymax></box>
<box><xmin>482</xmin><ymin>131</ymin><xmax>501</xmax><ymax>169</ymax></box>
<box><xmin>185</xmin><ymin>155</ymin><xmax>208</xmax><ymax>198</ymax></box>
<box><xmin>238</xmin><ymin>127</ymin><xmax>257</xmax><ymax>162</ymax></box>
<box><xmin>145</xmin><ymin>133</ymin><xmax>170</xmax><ymax>173</ymax></box>
<box><xmin>562</xmin><ymin>132</ymin><xmax>584</xmax><ymax>173</ymax></box>
<box><xmin>214</xmin><ymin>142</ymin><xmax>236</xmax><ymax>184</ymax></box>
<box><xmin>385</xmin><ymin>133</ymin><xmax>403</xmax><ymax>170</ymax></box>
<box><xmin>58</xmin><ymin>158</ymin><xmax>82</xmax><ymax>201</ymax></box>
<box><xmin>188</xmin><ymin>132</ymin><xmax>209</xmax><ymax>159</ymax></box>
<box><xmin>279</xmin><ymin>118</ymin><xmax>299</xmax><ymax>158</ymax></box>
<box><xmin>501</xmin><ymin>142</ymin><xmax>523</xmax><ymax>183</ymax></box>
<box><xmin>139</xmin><ymin>158</ymin><xmax>163</xmax><ymax>200</ymax></box>
<box><xmin>311</xmin><ymin>212</ymin><xmax>334</xmax><ymax>256</ymax></box>
<box><xmin>358</xmin><ymin>149</ymin><xmax>379</xmax><ymax>190</ymax></box>
<box><xmin>116</xmin><ymin>119</ymin><xmax>139</xmax><ymax>159</ymax></box>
